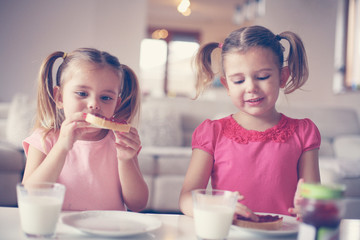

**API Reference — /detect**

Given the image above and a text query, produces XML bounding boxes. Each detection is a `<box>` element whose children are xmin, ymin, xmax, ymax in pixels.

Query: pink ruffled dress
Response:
<box><xmin>192</xmin><ymin>114</ymin><xmax>321</xmax><ymax>215</ymax></box>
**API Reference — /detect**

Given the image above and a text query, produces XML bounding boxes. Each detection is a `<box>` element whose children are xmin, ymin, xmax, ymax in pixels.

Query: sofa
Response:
<box><xmin>1</xmin><ymin>94</ymin><xmax>360</xmax><ymax>218</ymax></box>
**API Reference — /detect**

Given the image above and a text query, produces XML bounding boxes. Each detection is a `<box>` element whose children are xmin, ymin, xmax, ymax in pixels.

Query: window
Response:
<box><xmin>334</xmin><ymin>0</ymin><xmax>360</xmax><ymax>93</ymax></box>
<box><xmin>140</xmin><ymin>29</ymin><xmax>200</xmax><ymax>97</ymax></box>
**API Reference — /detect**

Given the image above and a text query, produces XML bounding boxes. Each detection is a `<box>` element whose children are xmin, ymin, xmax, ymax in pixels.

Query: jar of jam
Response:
<box><xmin>297</xmin><ymin>183</ymin><xmax>345</xmax><ymax>240</ymax></box>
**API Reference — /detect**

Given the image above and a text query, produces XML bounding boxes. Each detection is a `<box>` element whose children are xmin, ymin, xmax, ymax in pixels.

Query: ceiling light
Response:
<box><xmin>177</xmin><ymin>0</ymin><xmax>191</xmax><ymax>16</ymax></box>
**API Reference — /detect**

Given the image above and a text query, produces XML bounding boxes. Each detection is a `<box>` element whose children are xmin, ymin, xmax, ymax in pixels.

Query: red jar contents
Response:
<box><xmin>297</xmin><ymin>183</ymin><xmax>345</xmax><ymax>240</ymax></box>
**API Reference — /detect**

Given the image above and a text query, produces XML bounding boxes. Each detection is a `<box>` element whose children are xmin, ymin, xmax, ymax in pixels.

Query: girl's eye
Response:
<box><xmin>101</xmin><ymin>96</ymin><xmax>113</xmax><ymax>101</ymax></box>
<box><xmin>234</xmin><ymin>80</ymin><xmax>245</xmax><ymax>84</ymax></box>
<box><xmin>233</xmin><ymin>79</ymin><xmax>245</xmax><ymax>84</ymax></box>
<box><xmin>257</xmin><ymin>75</ymin><xmax>270</xmax><ymax>80</ymax></box>
<box><xmin>76</xmin><ymin>91</ymin><xmax>87</xmax><ymax>97</ymax></box>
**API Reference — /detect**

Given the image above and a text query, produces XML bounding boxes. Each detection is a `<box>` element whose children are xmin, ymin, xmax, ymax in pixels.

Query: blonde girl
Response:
<box><xmin>22</xmin><ymin>48</ymin><xmax>148</xmax><ymax>212</ymax></box>
<box><xmin>179</xmin><ymin>26</ymin><xmax>320</xmax><ymax>220</ymax></box>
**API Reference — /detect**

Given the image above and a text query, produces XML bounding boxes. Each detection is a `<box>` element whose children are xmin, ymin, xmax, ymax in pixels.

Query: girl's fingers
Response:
<box><xmin>114</xmin><ymin>127</ymin><xmax>141</xmax><ymax>154</ymax></box>
<box><xmin>234</xmin><ymin>203</ymin><xmax>259</xmax><ymax>222</ymax></box>
<box><xmin>114</xmin><ymin>128</ymin><xmax>140</xmax><ymax>147</ymax></box>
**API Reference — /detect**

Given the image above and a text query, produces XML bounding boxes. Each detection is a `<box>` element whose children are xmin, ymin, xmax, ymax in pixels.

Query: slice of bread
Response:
<box><xmin>233</xmin><ymin>214</ymin><xmax>283</xmax><ymax>230</ymax></box>
<box><xmin>85</xmin><ymin>113</ymin><xmax>131</xmax><ymax>132</ymax></box>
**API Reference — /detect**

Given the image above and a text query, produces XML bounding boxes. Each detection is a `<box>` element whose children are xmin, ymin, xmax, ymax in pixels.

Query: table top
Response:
<box><xmin>0</xmin><ymin>207</ymin><xmax>358</xmax><ymax>240</ymax></box>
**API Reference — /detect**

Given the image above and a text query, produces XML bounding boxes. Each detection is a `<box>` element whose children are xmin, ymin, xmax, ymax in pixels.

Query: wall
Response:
<box><xmin>149</xmin><ymin>0</ymin><xmax>360</xmax><ymax>116</ymax></box>
<box><xmin>1</xmin><ymin>0</ymin><xmax>359</xmax><ymax>116</ymax></box>
<box><xmin>257</xmin><ymin>0</ymin><xmax>360</xmax><ymax>115</ymax></box>
<box><xmin>0</xmin><ymin>0</ymin><xmax>146</xmax><ymax>102</ymax></box>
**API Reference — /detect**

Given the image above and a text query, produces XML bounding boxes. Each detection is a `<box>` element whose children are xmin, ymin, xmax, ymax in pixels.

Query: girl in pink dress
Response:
<box><xmin>22</xmin><ymin>48</ymin><xmax>148</xmax><ymax>211</ymax></box>
<box><xmin>179</xmin><ymin>26</ymin><xmax>320</xmax><ymax>220</ymax></box>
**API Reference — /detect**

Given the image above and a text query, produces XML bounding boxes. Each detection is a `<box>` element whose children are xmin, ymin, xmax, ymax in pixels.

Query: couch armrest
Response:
<box><xmin>0</xmin><ymin>144</ymin><xmax>24</xmax><ymax>172</ymax></box>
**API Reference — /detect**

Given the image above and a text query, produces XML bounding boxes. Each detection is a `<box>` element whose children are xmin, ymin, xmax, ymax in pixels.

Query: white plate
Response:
<box><xmin>231</xmin><ymin>212</ymin><xmax>299</xmax><ymax>236</ymax></box>
<box><xmin>61</xmin><ymin>211</ymin><xmax>162</xmax><ymax>237</ymax></box>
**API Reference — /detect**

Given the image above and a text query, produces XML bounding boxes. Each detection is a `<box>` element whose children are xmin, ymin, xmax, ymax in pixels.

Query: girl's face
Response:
<box><xmin>56</xmin><ymin>62</ymin><xmax>122</xmax><ymax>120</ymax></box>
<box><xmin>222</xmin><ymin>47</ymin><xmax>288</xmax><ymax>118</ymax></box>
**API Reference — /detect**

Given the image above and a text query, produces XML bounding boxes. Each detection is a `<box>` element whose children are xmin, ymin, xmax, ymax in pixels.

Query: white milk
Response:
<box><xmin>193</xmin><ymin>205</ymin><xmax>234</xmax><ymax>239</ymax></box>
<box><xmin>18</xmin><ymin>196</ymin><xmax>62</xmax><ymax>236</ymax></box>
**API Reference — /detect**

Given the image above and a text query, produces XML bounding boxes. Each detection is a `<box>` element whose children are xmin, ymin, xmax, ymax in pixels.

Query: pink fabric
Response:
<box><xmin>192</xmin><ymin>114</ymin><xmax>321</xmax><ymax>215</ymax></box>
<box><xmin>23</xmin><ymin>129</ymin><xmax>125</xmax><ymax>211</ymax></box>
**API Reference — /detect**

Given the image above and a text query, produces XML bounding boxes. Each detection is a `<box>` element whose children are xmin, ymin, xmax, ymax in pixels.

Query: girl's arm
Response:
<box><xmin>179</xmin><ymin>149</ymin><xmax>214</xmax><ymax>216</ymax></box>
<box><xmin>289</xmin><ymin>148</ymin><xmax>320</xmax><ymax>217</ymax></box>
<box><xmin>114</xmin><ymin>127</ymin><xmax>148</xmax><ymax>212</ymax></box>
<box><xmin>22</xmin><ymin>143</ymin><xmax>68</xmax><ymax>183</ymax></box>
<box><xmin>179</xmin><ymin>149</ymin><xmax>258</xmax><ymax>220</ymax></box>
<box><xmin>22</xmin><ymin>112</ymin><xmax>90</xmax><ymax>184</ymax></box>
<box><xmin>117</xmin><ymin>157</ymin><xmax>149</xmax><ymax>212</ymax></box>
<box><xmin>298</xmin><ymin>148</ymin><xmax>320</xmax><ymax>182</ymax></box>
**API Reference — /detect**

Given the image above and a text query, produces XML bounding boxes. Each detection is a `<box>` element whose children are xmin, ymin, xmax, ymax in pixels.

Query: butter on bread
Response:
<box><xmin>233</xmin><ymin>214</ymin><xmax>283</xmax><ymax>230</ymax></box>
<box><xmin>85</xmin><ymin>113</ymin><xmax>131</xmax><ymax>132</ymax></box>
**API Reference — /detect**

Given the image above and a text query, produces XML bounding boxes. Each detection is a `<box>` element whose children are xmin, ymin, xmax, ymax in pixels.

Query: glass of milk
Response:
<box><xmin>192</xmin><ymin>189</ymin><xmax>238</xmax><ymax>240</ymax></box>
<box><xmin>16</xmin><ymin>182</ymin><xmax>66</xmax><ymax>238</ymax></box>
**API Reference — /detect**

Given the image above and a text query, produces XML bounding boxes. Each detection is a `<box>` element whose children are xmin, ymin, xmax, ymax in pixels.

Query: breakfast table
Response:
<box><xmin>0</xmin><ymin>207</ymin><xmax>358</xmax><ymax>240</ymax></box>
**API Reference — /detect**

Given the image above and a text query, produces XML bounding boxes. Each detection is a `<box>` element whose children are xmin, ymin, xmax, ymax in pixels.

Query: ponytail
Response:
<box><xmin>35</xmin><ymin>51</ymin><xmax>65</xmax><ymax>131</ymax></box>
<box><xmin>115</xmin><ymin>64</ymin><xmax>141</xmax><ymax>124</ymax></box>
<box><xmin>194</xmin><ymin>42</ymin><xmax>219</xmax><ymax>99</ymax></box>
<box><xmin>277</xmin><ymin>31</ymin><xmax>309</xmax><ymax>94</ymax></box>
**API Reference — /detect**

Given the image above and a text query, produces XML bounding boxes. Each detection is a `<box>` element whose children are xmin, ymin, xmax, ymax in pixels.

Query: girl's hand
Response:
<box><xmin>114</xmin><ymin>127</ymin><xmax>141</xmax><ymax>162</ymax></box>
<box><xmin>57</xmin><ymin>112</ymin><xmax>91</xmax><ymax>151</ymax></box>
<box><xmin>288</xmin><ymin>178</ymin><xmax>304</xmax><ymax>220</ymax></box>
<box><xmin>234</xmin><ymin>192</ymin><xmax>259</xmax><ymax>222</ymax></box>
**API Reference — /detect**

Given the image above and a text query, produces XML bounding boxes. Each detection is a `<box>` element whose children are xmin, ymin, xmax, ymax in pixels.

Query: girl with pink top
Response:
<box><xmin>179</xmin><ymin>26</ymin><xmax>321</xmax><ymax>220</ymax></box>
<box><xmin>22</xmin><ymin>48</ymin><xmax>148</xmax><ymax>211</ymax></box>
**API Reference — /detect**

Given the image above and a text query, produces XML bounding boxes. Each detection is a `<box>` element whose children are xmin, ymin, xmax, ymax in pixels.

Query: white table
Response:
<box><xmin>0</xmin><ymin>207</ymin><xmax>358</xmax><ymax>240</ymax></box>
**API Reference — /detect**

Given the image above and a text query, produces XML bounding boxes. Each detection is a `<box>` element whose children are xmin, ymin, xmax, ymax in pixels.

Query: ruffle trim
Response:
<box><xmin>220</xmin><ymin>114</ymin><xmax>299</xmax><ymax>144</ymax></box>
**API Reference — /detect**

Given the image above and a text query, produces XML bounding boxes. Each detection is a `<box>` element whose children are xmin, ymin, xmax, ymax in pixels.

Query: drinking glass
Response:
<box><xmin>192</xmin><ymin>189</ymin><xmax>238</xmax><ymax>240</ymax></box>
<box><xmin>16</xmin><ymin>182</ymin><xmax>66</xmax><ymax>238</ymax></box>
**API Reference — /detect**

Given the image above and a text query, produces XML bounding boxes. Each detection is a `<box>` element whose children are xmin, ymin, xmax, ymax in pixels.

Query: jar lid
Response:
<box><xmin>300</xmin><ymin>183</ymin><xmax>345</xmax><ymax>199</ymax></box>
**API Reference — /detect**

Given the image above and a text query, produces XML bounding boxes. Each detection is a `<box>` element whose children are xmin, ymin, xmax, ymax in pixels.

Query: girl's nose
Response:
<box><xmin>245</xmin><ymin>79</ymin><xmax>258</xmax><ymax>93</ymax></box>
<box><xmin>88</xmin><ymin>100</ymin><xmax>100</xmax><ymax>110</ymax></box>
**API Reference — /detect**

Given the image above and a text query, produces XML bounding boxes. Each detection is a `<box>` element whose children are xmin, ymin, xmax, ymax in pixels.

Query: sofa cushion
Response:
<box><xmin>0</xmin><ymin>119</ymin><xmax>7</xmax><ymax>141</ymax></box>
<box><xmin>140</xmin><ymin>100</ymin><xmax>183</xmax><ymax>147</ymax></box>
<box><xmin>139</xmin><ymin>147</ymin><xmax>192</xmax><ymax>175</ymax></box>
<box><xmin>319</xmin><ymin>157</ymin><xmax>360</xmax><ymax>198</ymax></box>
<box><xmin>278</xmin><ymin>106</ymin><xmax>360</xmax><ymax>139</ymax></box>
<box><xmin>0</xmin><ymin>103</ymin><xmax>9</xmax><ymax>119</ymax></box>
<box><xmin>320</xmin><ymin>157</ymin><xmax>360</xmax><ymax>179</ymax></box>
<box><xmin>333</xmin><ymin>135</ymin><xmax>360</xmax><ymax>159</ymax></box>
<box><xmin>152</xmin><ymin>175</ymin><xmax>184</xmax><ymax>212</ymax></box>
<box><xmin>319</xmin><ymin>138</ymin><xmax>334</xmax><ymax>157</ymax></box>
<box><xmin>6</xmin><ymin>94</ymin><xmax>36</xmax><ymax>149</ymax></box>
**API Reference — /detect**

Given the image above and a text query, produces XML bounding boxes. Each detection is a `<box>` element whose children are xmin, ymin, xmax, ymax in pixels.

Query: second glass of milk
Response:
<box><xmin>16</xmin><ymin>182</ymin><xmax>66</xmax><ymax>238</ymax></box>
<box><xmin>192</xmin><ymin>189</ymin><xmax>238</xmax><ymax>240</ymax></box>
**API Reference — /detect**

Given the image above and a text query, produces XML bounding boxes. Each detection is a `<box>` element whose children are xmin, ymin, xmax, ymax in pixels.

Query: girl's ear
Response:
<box><xmin>280</xmin><ymin>66</ymin><xmax>290</xmax><ymax>88</ymax></box>
<box><xmin>220</xmin><ymin>76</ymin><xmax>229</xmax><ymax>90</ymax></box>
<box><xmin>53</xmin><ymin>86</ymin><xmax>63</xmax><ymax>109</ymax></box>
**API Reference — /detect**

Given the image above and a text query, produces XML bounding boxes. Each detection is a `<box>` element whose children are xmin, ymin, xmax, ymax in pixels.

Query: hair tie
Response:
<box><xmin>275</xmin><ymin>35</ymin><xmax>282</xmax><ymax>41</ymax></box>
<box><xmin>62</xmin><ymin>52</ymin><xmax>67</xmax><ymax>59</ymax></box>
<box><xmin>218</xmin><ymin>42</ymin><xmax>223</xmax><ymax>49</ymax></box>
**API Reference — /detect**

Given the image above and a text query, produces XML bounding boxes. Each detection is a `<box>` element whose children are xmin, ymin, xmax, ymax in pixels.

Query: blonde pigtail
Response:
<box><xmin>115</xmin><ymin>64</ymin><xmax>141</xmax><ymax>124</ymax></box>
<box><xmin>194</xmin><ymin>42</ymin><xmax>220</xmax><ymax>99</ymax></box>
<box><xmin>35</xmin><ymin>52</ymin><xmax>64</xmax><ymax>131</ymax></box>
<box><xmin>279</xmin><ymin>32</ymin><xmax>309</xmax><ymax>94</ymax></box>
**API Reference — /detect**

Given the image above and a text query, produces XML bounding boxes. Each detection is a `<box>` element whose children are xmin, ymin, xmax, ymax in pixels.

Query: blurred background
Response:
<box><xmin>1</xmin><ymin>0</ymin><xmax>360</xmax><ymax>215</ymax></box>
<box><xmin>0</xmin><ymin>0</ymin><xmax>359</xmax><ymax>114</ymax></box>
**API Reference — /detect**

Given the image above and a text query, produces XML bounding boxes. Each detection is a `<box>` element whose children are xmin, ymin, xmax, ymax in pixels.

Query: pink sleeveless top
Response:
<box><xmin>23</xmin><ymin>129</ymin><xmax>126</xmax><ymax>211</ymax></box>
<box><xmin>192</xmin><ymin>114</ymin><xmax>321</xmax><ymax>215</ymax></box>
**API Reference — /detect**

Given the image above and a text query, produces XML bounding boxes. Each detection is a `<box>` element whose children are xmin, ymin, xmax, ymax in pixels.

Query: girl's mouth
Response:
<box><xmin>245</xmin><ymin>97</ymin><xmax>264</xmax><ymax>105</ymax></box>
